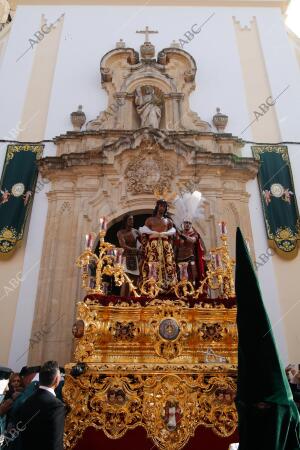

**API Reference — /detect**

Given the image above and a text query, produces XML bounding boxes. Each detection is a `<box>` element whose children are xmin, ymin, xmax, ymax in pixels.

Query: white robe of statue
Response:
<box><xmin>135</xmin><ymin>86</ymin><xmax>161</xmax><ymax>128</ymax></box>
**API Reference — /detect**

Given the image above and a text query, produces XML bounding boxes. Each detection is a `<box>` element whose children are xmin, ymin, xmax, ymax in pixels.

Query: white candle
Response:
<box><xmin>219</xmin><ymin>221</ymin><xmax>227</xmax><ymax>235</ymax></box>
<box><xmin>85</xmin><ymin>233</ymin><xmax>93</xmax><ymax>249</ymax></box>
<box><xmin>99</xmin><ymin>217</ymin><xmax>107</xmax><ymax>231</ymax></box>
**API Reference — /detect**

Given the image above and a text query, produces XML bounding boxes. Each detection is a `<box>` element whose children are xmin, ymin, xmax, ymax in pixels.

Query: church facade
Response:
<box><xmin>0</xmin><ymin>0</ymin><xmax>300</xmax><ymax>371</ymax></box>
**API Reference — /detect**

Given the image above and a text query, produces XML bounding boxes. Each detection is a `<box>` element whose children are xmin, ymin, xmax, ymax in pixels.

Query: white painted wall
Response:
<box><xmin>0</xmin><ymin>4</ymin><xmax>299</xmax><ymax>369</ymax></box>
<box><xmin>245</xmin><ymin>158</ymin><xmax>289</xmax><ymax>362</ymax></box>
<box><xmin>0</xmin><ymin>7</ymin><xmax>39</xmax><ymax>147</ymax></box>
<box><xmin>7</xmin><ymin>142</ymin><xmax>55</xmax><ymax>370</ymax></box>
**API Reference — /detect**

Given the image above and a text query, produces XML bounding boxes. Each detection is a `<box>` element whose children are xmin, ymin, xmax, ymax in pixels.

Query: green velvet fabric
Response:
<box><xmin>0</xmin><ymin>144</ymin><xmax>43</xmax><ymax>255</ymax></box>
<box><xmin>235</xmin><ymin>228</ymin><xmax>300</xmax><ymax>449</ymax></box>
<box><xmin>252</xmin><ymin>145</ymin><xmax>300</xmax><ymax>255</ymax></box>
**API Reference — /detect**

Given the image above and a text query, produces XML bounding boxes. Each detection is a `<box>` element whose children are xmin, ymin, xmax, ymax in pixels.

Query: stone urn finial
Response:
<box><xmin>70</xmin><ymin>105</ymin><xmax>86</xmax><ymax>131</ymax></box>
<box><xmin>213</xmin><ymin>107</ymin><xmax>228</xmax><ymax>133</ymax></box>
<box><xmin>170</xmin><ymin>40</ymin><xmax>180</xmax><ymax>48</ymax></box>
<box><xmin>116</xmin><ymin>38</ymin><xmax>125</xmax><ymax>48</ymax></box>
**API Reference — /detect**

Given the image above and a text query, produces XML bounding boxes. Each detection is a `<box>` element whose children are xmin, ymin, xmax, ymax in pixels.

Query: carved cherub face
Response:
<box><xmin>216</xmin><ymin>391</ymin><xmax>224</xmax><ymax>401</ymax></box>
<box><xmin>107</xmin><ymin>390</ymin><xmax>115</xmax><ymax>403</ymax></box>
<box><xmin>116</xmin><ymin>390</ymin><xmax>126</xmax><ymax>404</ymax></box>
<box><xmin>72</xmin><ymin>320</ymin><xmax>85</xmax><ymax>338</ymax></box>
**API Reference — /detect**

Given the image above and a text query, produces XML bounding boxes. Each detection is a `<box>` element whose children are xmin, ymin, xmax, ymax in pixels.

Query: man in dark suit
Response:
<box><xmin>20</xmin><ymin>361</ymin><xmax>65</xmax><ymax>450</ymax></box>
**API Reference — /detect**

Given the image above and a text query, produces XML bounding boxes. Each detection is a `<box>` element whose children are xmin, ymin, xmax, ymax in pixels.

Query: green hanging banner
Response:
<box><xmin>252</xmin><ymin>145</ymin><xmax>300</xmax><ymax>259</ymax></box>
<box><xmin>0</xmin><ymin>144</ymin><xmax>44</xmax><ymax>257</ymax></box>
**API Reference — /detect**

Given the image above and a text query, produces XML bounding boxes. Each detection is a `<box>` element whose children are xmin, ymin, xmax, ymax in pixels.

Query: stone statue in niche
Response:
<box><xmin>135</xmin><ymin>86</ymin><xmax>162</xmax><ymax>128</ymax></box>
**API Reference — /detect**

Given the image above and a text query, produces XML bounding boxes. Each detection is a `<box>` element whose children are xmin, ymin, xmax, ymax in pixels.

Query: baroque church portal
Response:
<box><xmin>1</xmin><ymin>2</ymin><xmax>300</xmax><ymax>450</ymax></box>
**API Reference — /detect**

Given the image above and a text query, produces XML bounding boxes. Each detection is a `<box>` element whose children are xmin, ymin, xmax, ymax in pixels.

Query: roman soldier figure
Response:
<box><xmin>176</xmin><ymin>219</ymin><xmax>205</xmax><ymax>284</ymax></box>
<box><xmin>173</xmin><ymin>191</ymin><xmax>206</xmax><ymax>284</ymax></box>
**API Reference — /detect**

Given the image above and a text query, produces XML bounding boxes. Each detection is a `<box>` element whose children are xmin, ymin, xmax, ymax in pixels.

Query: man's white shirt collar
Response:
<box><xmin>39</xmin><ymin>385</ymin><xmax>56</xmax><ymax>396</ymax></box>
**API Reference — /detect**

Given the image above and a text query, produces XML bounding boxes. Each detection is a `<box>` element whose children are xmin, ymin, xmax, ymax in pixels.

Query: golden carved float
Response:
<box><xmin>64</xmin><ymin>296</ymin><xmax>238</xmax><ymax>449</ymax></box>
<box><xmin>63</xmin><ymin>221</ymin><xmax>238</xmax><ymax>450</ymax></box>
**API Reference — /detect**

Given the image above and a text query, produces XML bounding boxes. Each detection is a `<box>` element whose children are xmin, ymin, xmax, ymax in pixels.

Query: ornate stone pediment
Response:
<box><xmin>86</xmin><ymin>39</ymin><xmax>210</xmax><ymax>132</ymax></box>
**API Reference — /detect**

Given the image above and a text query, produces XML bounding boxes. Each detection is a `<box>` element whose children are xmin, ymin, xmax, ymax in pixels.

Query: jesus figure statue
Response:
<box><xmin>139</xmin><ymin>199</ymin><xmax>177</xmax><ymax>290</ymax></box>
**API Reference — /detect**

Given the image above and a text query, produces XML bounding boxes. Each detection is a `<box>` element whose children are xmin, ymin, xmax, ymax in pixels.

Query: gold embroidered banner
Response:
<box><xmin>252</xmin><ymin>145</ymin><xmax>300</xmax><ymax>259</ymax></box>
<box><xmin>0</xmin><ymin>144</ymin><xmax>43</xmax><ymax>257</ymax></box>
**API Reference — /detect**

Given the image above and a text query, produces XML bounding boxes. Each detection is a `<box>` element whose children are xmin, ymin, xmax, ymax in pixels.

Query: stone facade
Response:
<box><xmin>28</xmin><ymin>41</ymin><xmax>258</xmax><ymax>366</ymax></box>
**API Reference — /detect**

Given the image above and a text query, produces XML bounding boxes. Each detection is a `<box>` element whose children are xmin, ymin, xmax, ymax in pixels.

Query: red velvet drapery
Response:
<box><xmin>74</xmin><ymin>426</ymin><xmax>239</xmax><ymax>450</ymax></box>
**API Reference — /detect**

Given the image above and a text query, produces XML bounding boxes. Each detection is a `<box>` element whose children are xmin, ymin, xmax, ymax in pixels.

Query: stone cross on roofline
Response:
<box><xmin>136</xmin><ymin>26</ymin><xmax>158</xmax><ymax>43</ymax></box>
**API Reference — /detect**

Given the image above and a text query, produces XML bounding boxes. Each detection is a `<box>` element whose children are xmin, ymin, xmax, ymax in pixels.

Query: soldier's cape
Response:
<box><xmin>235</xmin><ymin>228</ymin><xmax>300</xmax><ymax>450</ymax></box>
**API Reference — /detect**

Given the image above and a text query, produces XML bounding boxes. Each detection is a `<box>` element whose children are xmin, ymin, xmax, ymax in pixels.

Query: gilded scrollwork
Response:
<box><xmin>143</xmin><ymin>375</ymin><xmax>199</xmax><ymax>450</ymax></box>
<box><xmin>199</xmin><ymin>322</ymin><xmax>223</xmax><ymax>341</ymax></box>
<box><xmin>72</xmin><ymin>299</ymin><xmax>237</xmax><ymax>365</ymax></box>
<box><xmin>73</xmin><ymin>335</ymin><xmax>95</xmax><ymax>361</ymax></box>
<box><xmin>66</xmin><ymin>298</ymin><xmax>238</xmax><ymax>449</ymax></box>
<box><xmin>110</xmin><ymin>321</ymin><xmax>137</xmax><ymax>341</ymax></box>
<box><xmin>64</xmin><ymin>371</ymin><xmax>238</xmax><ymax>450</ymax></box>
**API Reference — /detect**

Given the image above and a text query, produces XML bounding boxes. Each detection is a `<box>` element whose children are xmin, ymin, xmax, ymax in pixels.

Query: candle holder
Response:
<box><xmin>76</xmin><ymin>247</ymin><xmax>94</xmax><ymax>291</ymax></box>
<box><xmin>113</xmin><ymin>248</ymin><xmax>126</xmax><ymax>286</ymax></box>
<box><xmin>76</xmin><ymin>220</ymin><xmax>235</xmax><ymax>300</ymax></box>
<box><xmin>174</xmin><ymin>262</ymin><xmax>194</xmax><ymax>298</ymax></box>
<box><xmin>140</xmin><ymin>262</ymin><xmax>161</xmax><ymax>298</ymax></box>
<box><xmin>196</xmin><ymin>227</ymin><xmax>235</xmax><ymax>299</ymax></box>
<box><xmin>76</xmin><ymin>225</ymin><xmax>140</xmax><ymax>297</ymax></box>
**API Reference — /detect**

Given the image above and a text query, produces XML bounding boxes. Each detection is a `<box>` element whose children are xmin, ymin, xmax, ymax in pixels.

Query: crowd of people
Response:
<box><xmin>0</xmin><ymin>361</ymin><xmax>65</xmax><ymax>450</ymax></box>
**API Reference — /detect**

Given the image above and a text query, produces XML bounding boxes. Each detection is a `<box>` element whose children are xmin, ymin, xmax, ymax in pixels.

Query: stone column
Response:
<box><xmin>114</xmin><ymin>92</ymin><xmax>127</xmax><ymax>129</ymax></box>
<box><xmin>171</xmin><ymin>93</ymin><xmax>184</xmax><ymax>130</ymax></box>
<box><xmin>163</xmin><ymin>94</ymin><xmax>174</xmax><ymax>130</ymax></box>
<box><xmin>164</xmin><ymin>93</ymin><xmax>184</xmax><ymax>130</ymax></box>
<box><xmin>28</xmin><ymin>172</ymin><xmax>102</xmax><ymax>366</ymax></box>
<box><xmin>28</xmin><ymin>191</ymin><xmax>81</xmax><ymax>365</ymax></box>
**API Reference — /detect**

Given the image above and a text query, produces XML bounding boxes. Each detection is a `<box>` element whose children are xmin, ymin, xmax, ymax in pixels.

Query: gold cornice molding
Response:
<box><xmin>12</xmin><ymin>0</ymin><xmax>289</xmax><ymax>13</ymax></box>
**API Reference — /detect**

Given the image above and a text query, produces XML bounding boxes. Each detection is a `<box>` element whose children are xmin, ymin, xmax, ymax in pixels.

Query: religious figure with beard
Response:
<box><xmin>117</xmin><ymin>214</ymin><xmax>140</xmax><ymax>296</ymax></box>
<box><xmin>135</xmin><ymin>86</ymin><xmax>161</xmax><ymax>128</ymax></box>
<box><xmin>139</xmin><ymin>199</ymin><xmax>177</xmax><ymax>290</ymax></box>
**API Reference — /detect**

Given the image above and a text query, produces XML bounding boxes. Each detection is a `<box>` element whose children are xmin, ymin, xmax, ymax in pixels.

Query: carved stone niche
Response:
<box><xmin>86</xmin><ymin>45</ymin><xmax>210</xmax><ymax>132</ymax></box>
